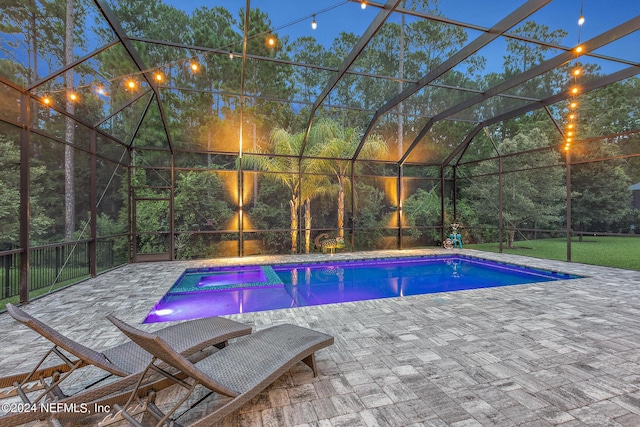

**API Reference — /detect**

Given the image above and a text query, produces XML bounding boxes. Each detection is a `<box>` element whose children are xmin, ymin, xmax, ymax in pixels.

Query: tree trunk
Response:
<box><xmin>63</xmin><ymin>0</ymin><xmax>75</xmax><ymax>241</ymax></box>
<box><xmin>397</xmin><ymin>1</ymin><xmax>405</xmax><ymax>159</ymax></box>
<box><xmin>29</xmin><ymin>0</ymin><xmax>38</xmax><ymax>84</ymax></box>
<box><xmin>337</xmin><ymin>178</ymin><xmax>344</xmax><ymax>239</ymax></box>
<box><xmin>304</xmin><ymin>197</ymin><xmax>311</xmax><ymax>254</ymax></box>
<box><xmin>506</xmin><ymin>230</ymin><xmax>515</xmax><ymax>249</ymax></box>
<box><xmin>289</xmin><ymin>196</ymin><xmax>298</xmax><ymax>254</ymax></box>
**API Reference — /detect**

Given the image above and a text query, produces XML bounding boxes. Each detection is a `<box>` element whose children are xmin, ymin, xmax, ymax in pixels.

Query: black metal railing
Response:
<box><xmin>29</xmin><ymin>241</ymin><xmax>91</xmax><ymax>291</ymax></box>
<box><xmin>1</xmin><ymin>250</ymin><xmax>20</xmax><ymax>300</ymax></box>
<box><xmin>0</xmin><ymin>238</ymin><xmax>122</xmax><ymax>301</ymax></box>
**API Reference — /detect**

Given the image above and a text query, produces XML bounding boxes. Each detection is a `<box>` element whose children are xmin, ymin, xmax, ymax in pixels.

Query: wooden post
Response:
<box><xmin>19</xmin><ymin>92</ymin><xmax>30</xmax><ymax>303</ymax></box>
<box><xmin>566</xmin><ymin>149</ymin><xmax>572</xmax><ymax>262</ymax></box>
<box><xmin>89</xmin><ymin>129</ymin><xmax>97</xmax><ymax>277</ymax></box>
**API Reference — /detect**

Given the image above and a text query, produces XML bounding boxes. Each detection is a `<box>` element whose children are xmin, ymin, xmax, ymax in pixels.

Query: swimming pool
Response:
<box><xmin>144</xmin><ymin>255</ymin><xmax>580</xmax><ymax>323</ymax></box>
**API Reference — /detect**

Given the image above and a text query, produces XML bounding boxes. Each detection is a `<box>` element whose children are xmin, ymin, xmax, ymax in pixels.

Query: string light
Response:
<box><xmin>69</xmin><ymin>92</ymin><xmax>78</xmax><ymax>102</ymax></box>
<box><xmin>311</xmin><ymin>15</ymin><xmax>317</xmax><ymax>30</ymax></box>
<box><xmin>29</xmin><ymin>3</ymin><xmax>348</xmax><ymax>106</ymax></box>
<box><xmin>361</xmin><ymin>1</ymin><xmax>367</xmax><ymax>9</ymax></box>
<box><xmin>565</xmin><ymin>0</ymin><xmax>585</xmax><ymax>151</ymax></box>
<box><xmin>267</xmin><ymin>34</ymin><xmax>276</xmax><ymax>47</ymax></box>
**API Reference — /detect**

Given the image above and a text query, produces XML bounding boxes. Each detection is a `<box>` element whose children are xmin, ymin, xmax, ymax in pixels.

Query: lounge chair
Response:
<box><xmin>0</xmin><ymin>303</ymin><xmax>252</xmax><ymax>426</ymax></box>
<box><xmin>102</xmin><ymin>315</ymin><xmax>334</xmax><ymax>427</ymax></box>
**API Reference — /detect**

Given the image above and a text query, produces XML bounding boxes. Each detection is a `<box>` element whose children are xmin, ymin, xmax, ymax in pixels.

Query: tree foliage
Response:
<box><xmin>1</xmin><ymin>0</ymin><xmax>639</xmax><ymax>259</ymax></box>
<box><xmin>462</xmin><ymin>129</ymin><xmax>566</xmax><ymax>247</ymax></box>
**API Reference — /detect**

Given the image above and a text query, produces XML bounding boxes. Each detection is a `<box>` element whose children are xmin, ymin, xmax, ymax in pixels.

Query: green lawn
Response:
<box><xmin>467</xmin><ymin>236</ymin><xmax>640</xmax><ymax>271</ymax></box>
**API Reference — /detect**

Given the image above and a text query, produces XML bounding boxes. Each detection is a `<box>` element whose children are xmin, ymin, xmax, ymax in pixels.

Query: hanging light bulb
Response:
<box><xmin>69</xmin><ymin>92</ymin><xmax>78</xmax><ymax>102</ymax></box>
<box><xmin>311</xmin><ymin>15</ymin><xmax>317</xmax><ymax>30</ymax></box>
<box><xmin>564</xmin><ymin>4</ymin><xmax>584</xmax><ymax>153</ymax></box>
<box><xmin>267</xmin><ymin>34</ymin><xmax>276</xmax><ymax>47</ymax></box>
<box><xmin>229</xmin><ymin>50</ymin><xmax>234</xmax><ymax>59</ymax></box>
<box><xmin>42</xmin><ymin>96</ymin><xmax>51</xmax><ymax>106</ymax></box>
<box><xmin>190</xmin><ymin>62</ymin><xmax>199</xmax><ymax>72</ymax></box>
<box><xmin>154</xmin><ymin>72</ymin><xmax>164</xmax><ymax>83</ymax></box>
<box><xmin>126</xmin><ymin>79</ymin><xmax>136</xmax><ymax>90</ymax></box>
<box><xmin>361</xmin><ymin>1</ymin><xmax>367</xmax><ymax>9</ymax></box>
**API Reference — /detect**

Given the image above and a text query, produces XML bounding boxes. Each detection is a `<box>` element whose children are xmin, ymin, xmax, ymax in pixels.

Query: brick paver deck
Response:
<box><xmin>2</xmin><ymin>249</ymin><xmax>639</xmax><ymax>426</ymax></box>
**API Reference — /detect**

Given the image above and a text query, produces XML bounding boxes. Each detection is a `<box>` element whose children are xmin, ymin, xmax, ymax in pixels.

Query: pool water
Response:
<box><xmin>144</xmin><ymin>255</ymin><xmax>580</xmax><ymax>323</ymax></box>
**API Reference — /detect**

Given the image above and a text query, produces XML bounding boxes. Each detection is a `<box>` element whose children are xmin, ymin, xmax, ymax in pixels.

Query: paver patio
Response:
<box><xmin>1</xmin><ymin>249</ymin><xmax>639</xmax><ymax>426</ymax></box>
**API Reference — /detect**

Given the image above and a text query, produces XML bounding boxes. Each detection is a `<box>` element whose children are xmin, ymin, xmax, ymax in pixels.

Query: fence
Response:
<box><xmin>0</xmin><ymin>238</ymin><xmax>120</xmax><ymax>301</ymax></box>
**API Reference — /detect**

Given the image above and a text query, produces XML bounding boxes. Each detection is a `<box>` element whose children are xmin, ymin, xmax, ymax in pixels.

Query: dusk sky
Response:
<box><xmin>162</xmin><ymin>0</ymin><xmax>640</xmax><ymax>75</ymax></box>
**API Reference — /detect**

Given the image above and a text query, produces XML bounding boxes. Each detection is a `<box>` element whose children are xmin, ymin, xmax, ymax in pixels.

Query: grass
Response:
<box><xmin>466</xmin><ymin>236</ymin><xmax>640</xmax><ymax>271</ymax></box>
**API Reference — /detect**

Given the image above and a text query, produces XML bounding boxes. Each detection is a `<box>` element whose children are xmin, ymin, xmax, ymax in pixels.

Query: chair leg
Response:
<box><xmin>302</xmin><ymin>353</ymin><xmax>317</xmax><ymax>376</ymax></box>
<box><xmin>47</xmin><ymin>372</ymin><xmax>67</xmax><ymax>401</ymax></box>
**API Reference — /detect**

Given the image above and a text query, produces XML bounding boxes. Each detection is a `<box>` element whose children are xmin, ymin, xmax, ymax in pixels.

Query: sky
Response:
<box><xmin>160</xmin><ymin>0</ymin><xmax>640</xmax><ymax>75</ymax></box>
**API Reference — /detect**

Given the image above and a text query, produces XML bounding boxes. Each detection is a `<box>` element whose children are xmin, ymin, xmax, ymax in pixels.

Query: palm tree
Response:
<box><xmin>242</xmin><ymin>128</ymin><xmax>302</xmax><ymax>254</ymax></box>
<box><xmin>311</xmin><ymin>118</ymin><xmax>388</xmax><ymax>238</ymax></box>
<box><xmin>301</xmin><ymin>170</ymin><xmax>332</xmax><ymax>253</ymax></box>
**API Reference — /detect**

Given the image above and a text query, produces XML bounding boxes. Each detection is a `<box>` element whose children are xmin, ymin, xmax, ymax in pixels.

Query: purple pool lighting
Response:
<box><xmin>144</xmin><ymin>255</ymin><xmax>581</xmax><ymax>323</ymax></box>
<box><xmin>198</xmin><ymin>269</ymin><xmax>266</xmax><ymax>287</ymax></box>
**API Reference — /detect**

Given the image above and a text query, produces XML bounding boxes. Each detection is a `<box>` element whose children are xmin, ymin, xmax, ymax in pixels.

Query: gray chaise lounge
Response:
<box><xmin>0</xmin><ymin>304</ymin><xmax>252</xmax><ymax>426</ymax></box>
<box><xmin>103</xmin><ymin>315</ymin><xmax>334</xmax><ymax>427</ymax></box>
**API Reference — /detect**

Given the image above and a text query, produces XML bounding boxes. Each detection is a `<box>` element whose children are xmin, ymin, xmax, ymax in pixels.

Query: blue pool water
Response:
<box><xmin>144</xmin><ymin>255</ymin><xmax>581</xmax><ymax>323</ymax></box>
